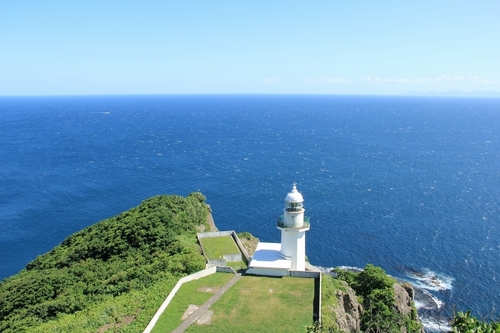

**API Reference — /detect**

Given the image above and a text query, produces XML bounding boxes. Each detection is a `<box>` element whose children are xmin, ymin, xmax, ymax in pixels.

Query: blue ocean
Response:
<box><xmin>1</xmin><ymin>95</ymin><xmax>499</xmax><ymax>331</ymax></box>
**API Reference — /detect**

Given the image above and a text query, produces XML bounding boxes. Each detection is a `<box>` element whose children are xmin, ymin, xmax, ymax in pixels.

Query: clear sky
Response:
<box><xmin>1</xmin><ymin>1</ymin><xmax>499</xmax><ymax>96</ymax></box>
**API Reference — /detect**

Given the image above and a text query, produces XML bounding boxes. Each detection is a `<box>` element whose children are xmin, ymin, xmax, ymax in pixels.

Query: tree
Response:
<box><xmin>451</xmin><ymin>311</ymin><xmax>500</xmax><ymax>333</ymax></box>
<box><xmin>333</xmin><ymin>264</ymin><xmax>422</xmax><ymax>333</ymax></box>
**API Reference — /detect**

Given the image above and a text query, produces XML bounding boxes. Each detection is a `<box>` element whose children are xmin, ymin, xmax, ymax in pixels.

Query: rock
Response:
<box><xmin>328</xmin><ymin>280</ymin><xmax>363</xmax><ymax>332</ymax></box>
<box><xmin>393</xmin><ymin>283</ymin><xmax>425</xmax><ymax>333</ymax></box>
<box><xmin>394</xmin><ymin>283</ymin><xmax>413</xmax><ymax>316</ymax></box>
<box><xmin>205</xmin><ymin>212</ymin><xmax>218</xmax><ymax>232</ymax></box>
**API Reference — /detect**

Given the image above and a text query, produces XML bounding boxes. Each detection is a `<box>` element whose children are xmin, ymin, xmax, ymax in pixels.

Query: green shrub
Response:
<box><xmin>237</xmin><ymin>231</ymin><xmax>253</xmax><ymax>240</ymax></box>
<box><xmin>334</xmin><ymin>264</ymin><xmax>422</xmax><ymax>333</ymax></box>
<box><xmin>451</xmin><ymin>311</ymin><xmax>500</xmax><ymax>333</ymax></box>
<box><xmin>0</xmin><ymin>193</ymin><xmax>209</xmax><ymax>333</ymax></box>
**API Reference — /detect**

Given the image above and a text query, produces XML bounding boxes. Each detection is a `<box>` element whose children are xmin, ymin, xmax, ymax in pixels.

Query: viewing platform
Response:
<box><xmin>277</xmin><ymin>215</ymin><xmax>310</xmax><ymax>230</ymax></box>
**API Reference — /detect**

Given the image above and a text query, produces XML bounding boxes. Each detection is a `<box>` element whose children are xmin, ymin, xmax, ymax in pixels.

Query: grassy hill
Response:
<box><xmin>0</xmin><ymin>192</ymin><xmax>210</xmax><ymax>333</ymax></box>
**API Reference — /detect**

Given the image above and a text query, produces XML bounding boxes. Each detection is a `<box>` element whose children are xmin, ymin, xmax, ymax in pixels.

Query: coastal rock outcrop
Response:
<box><xmin>394</xmin><ymin>283</ymin><xmax>425</xmax><ymax>333</ymax></box>
<box><xmin>323</xmin><ymin>270</ymin><xmax>424</xmax><ymax>333</ymax></box>
<box><xmin>394</xmin><ymin>283</ymin><xmax>414</xmax><ymax>316</ymax></box>
<box><xmin>326</xmin><ymin>282</ymin><xmax>423</xmax><ymax>333</ymax></box>
<box><xmin>325</xmin><ymin>280</ymin><xmax>363</xmax><ymax>332</ymax></box>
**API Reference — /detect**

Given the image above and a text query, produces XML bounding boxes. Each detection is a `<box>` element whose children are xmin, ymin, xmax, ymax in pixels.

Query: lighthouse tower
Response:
<box><xmin>277</xmin><ymin>183</ymin><xmax>310</xmax><ymax>271</ymax></box>
<box><xmin>247</xmin><ymin>183</ymin><xmax>311</xmax><ymax>276</ymax></box>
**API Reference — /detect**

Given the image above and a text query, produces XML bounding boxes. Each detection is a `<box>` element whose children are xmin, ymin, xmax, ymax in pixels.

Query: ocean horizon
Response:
<box><xmin>1</xmin><ymin>94</ymin><xmax>499</xmax><ymax>331</ymax></box>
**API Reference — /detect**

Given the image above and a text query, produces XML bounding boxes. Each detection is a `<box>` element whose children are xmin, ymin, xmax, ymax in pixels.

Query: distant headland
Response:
<box><xmin>406</xmin><ymin>90</ymin><xmax>500</xmax><ymax>97</ymax></box>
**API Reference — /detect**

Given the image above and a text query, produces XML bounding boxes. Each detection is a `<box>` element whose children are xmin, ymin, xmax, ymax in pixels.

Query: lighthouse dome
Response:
<box><xmin>285</xmin><ymin>184</ymin><xmax>303</xmax><ymax>203</ymax></box>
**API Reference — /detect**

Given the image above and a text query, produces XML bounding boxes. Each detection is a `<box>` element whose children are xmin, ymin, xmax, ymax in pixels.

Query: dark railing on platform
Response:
<box><xmin>277</xmin><ymin>215</ymin><xmax>310</xmax><ymax>229</ymax></box>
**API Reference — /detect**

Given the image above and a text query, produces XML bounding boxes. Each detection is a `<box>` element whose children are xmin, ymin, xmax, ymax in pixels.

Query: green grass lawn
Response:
<box><xmin>185</xmin><ymin>276</ymin><xmax>315</xmax><ymax>333</ymax></box>
<box><xmin>151</xmin><ymin>273</ymin><xmax>234</xmax><ymax>333</ymax></box>
<box><xmin>199</xmin><ymin>236</ymin><xmax>240</xmax><ymax>259</ymax></box>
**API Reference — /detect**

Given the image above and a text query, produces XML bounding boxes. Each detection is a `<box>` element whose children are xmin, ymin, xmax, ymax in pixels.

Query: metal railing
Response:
<box><xmin>277</xmin><ymin>215</ymin><xmax>310</xmax><ymax>229</ymax></box>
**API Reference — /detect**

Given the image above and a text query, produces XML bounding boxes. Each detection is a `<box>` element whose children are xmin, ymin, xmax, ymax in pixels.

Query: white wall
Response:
<box><xmin>142</xmin><ymin>266</ymin><xmax>217</xmax><ymax>333</ymax></box>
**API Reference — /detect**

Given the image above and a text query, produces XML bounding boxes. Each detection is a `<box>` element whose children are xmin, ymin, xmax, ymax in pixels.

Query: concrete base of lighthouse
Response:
<box><xmin>247</xmin><ymin>224</ymin><xmax>309</xmax><ymax>277</ymax></box>
<box><xmin>246</xmin><ymin>242</ymin><xmax>292</xmax><ymax>277</ymax></box>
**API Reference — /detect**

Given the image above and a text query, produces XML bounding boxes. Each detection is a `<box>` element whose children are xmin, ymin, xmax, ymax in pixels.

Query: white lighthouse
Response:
<box><xmin>278</xmin><ymin>183</ymin><xmax>310</xmax><ymax>271</ymax></box>
<box><xmin>247</xmin><ymin>183</ymin><xmax>310</xmax><ymax>276</ymax></box>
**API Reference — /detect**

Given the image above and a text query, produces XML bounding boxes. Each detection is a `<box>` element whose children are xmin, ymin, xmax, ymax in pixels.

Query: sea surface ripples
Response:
<box><xmin>1</xmin><ymin>95</ymin><xmax>499</xmax><ymax>331</ymax></box>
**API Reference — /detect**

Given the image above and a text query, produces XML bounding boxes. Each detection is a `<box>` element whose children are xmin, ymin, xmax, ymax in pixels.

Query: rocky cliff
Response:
<box><xmin>322</xmin><ymin>267</ymin><xmax>424</xmax><ymax>333</ymax></box>
<box><xmin>393</xmin><ymin>283</ymin><xmax>424</xmax><ymax>333</ymax></box>
<box><xmin>325</xmin><ymin>280</ymin><xmax>363</xmax><ymax>332</ymax></box>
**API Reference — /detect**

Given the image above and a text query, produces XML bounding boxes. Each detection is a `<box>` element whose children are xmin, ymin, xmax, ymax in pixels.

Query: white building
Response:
<box><xmin>247</xmin><ymin>183</ymin><xmax>310</xmax><ymax>276</ymax></box>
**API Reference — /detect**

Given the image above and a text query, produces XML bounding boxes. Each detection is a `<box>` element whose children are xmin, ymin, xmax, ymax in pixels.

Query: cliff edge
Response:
<box><xmin>321</xmin><ymin>265</ymin><xmax>424</xmax><ymax>333</ymax></box>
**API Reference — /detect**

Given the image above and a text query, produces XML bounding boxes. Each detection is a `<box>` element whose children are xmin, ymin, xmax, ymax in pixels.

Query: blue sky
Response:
<box><xmin>1</xmin><ymin>1</ymin><xmax>499</xmax><ymax>96</ymax></box>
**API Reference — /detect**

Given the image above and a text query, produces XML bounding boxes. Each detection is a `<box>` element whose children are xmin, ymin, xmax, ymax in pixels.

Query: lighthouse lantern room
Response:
<box><xmin>278</xmin><ymin>183</ymin><xmax>310</xmax><ymax>271</ymax></box>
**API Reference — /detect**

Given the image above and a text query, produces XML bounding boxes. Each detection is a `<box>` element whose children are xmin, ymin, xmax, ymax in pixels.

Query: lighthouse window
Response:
<box><xmin>286</xmin><ymin>202</ymin><xmax>303</xmax><ymax>212</ymax></box>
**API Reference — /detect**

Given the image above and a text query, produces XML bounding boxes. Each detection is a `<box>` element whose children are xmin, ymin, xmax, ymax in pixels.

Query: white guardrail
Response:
<box><xmin>142</xmin><ymin>266</ymin><xmax>218</xmax><ymax>333</ymax></box>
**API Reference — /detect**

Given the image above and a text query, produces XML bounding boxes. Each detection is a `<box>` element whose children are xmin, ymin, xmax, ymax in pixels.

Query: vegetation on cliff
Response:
<box><xmin>450</xmin><ymin>311</ymin><xmax>500</xmax><ymax>333</ymax></box>
<box><xmin>315</xmin><ymin>264</ymin><xmax>422</xmax><ymax>333</ymax></box>
<box><xmin>236</xmin><ymin>231</ymin><xmax>259</xmax><ymax>256</ymax></box>
<box><xmin>319</xmin><ymin>265</ymin><xmax>500</xmax><ymax>333</ymax></box>
<box><xmin>0</xmin><ymin>192</ymin><xmax>209</xmax><ymax>333</ymax></box>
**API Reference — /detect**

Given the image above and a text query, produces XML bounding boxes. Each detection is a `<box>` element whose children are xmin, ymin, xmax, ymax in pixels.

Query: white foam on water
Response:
<box><xmin>414</xmin><ymin>299</ymin><xmax>434</xmax><ymax>310</ymax></box>
<box><xmin>420</xmin><ymin>316</ymin><xmax>452</xmax><ymax>333</ymax></box>
<box><xmin>313</xmin><ymin>266</ymin><xmax>336</xmax><ymax>273</ymax></box>
<box><xmin>405</xmin><ymin>268</ymin><xmax>454</xmax><ymax>291</ymax></box>
<box><xmin>424</xmin><ymin>290</ymin><xmax>445</xmax><ymax>309</ymax></box>
<box><xmin>414</xmin><ymin>289</ymin><xmax>445</xmax><ymax>310</ymax></box>
<box><xmin>336</xmin><ymin>265</ymin><xmax>364</xmax><ymax>273</ymax></box>
<box><xmin>314</xmin><ymin>265</ymin><xmax>364</xmax><ymax>274</ymax></box>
